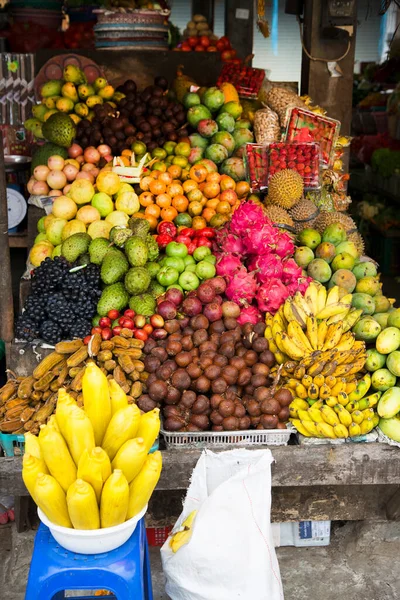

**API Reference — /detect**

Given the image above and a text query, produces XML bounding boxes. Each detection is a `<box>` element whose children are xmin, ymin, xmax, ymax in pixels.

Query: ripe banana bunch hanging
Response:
<box><xmin>289</xmin><ymin>373</ymin><xmax>380</xmax><ymax>439</ymax></box>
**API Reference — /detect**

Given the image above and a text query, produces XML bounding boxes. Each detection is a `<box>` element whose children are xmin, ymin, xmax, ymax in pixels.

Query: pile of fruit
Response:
<box><xmin>178</xmin><ymin>16</ymin><xmax>236</xmax><ymax>60</ymax></box>
<box><xmin>21</xmin><ymin>362</ymin><xmax>161</xmax><ymax>530</ymax></box>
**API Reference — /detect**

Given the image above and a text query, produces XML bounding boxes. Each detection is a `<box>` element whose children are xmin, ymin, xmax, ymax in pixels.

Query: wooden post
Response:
<box><xmin>300</xmin><ymin>0</ymin><xmax>357</xmax><ymax>135</ymax></box>
<box><xmin>0</xmin><ymin>134</ymin><xmax>14</xmax><ymax>350</ymax></box>
<box><xmin>225</xmin><ymin>0</ymin><xmax>254</xmax><ymax>61</ymax></box>
<box><xmin>192</xmin><ymin>0</ymin><xmax>214</xmax><ymax>29</ymax></box>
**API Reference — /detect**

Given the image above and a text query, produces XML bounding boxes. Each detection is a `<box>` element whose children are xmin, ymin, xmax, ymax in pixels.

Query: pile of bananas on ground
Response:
<box><xmin>265</xmin><ymin>281</ymin><xmax>379</xmax><ymax>439</ymax></box>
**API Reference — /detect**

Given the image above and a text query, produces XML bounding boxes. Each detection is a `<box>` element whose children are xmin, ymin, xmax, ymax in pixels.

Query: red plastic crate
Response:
<box><xmin>146</xmin><ymin>526</ymin><xmax>172</xmax><ymax>547</ymax></box>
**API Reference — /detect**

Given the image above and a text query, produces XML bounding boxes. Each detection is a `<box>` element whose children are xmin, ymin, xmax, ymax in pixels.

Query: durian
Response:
<box><xmin>263</xmin><ymin>204</ymin><xmax>294</xmax><ymax>227</ymax></box>
<box><xmin>347</xmin><ymin>231</ymin><xmax>365</xmax><ymax>255</ymax></box>
<box><xmin>288</xmin><ymin>198</ymin><xmax>320</xmax><ymax>232</ymax></box>
<box><xmin>313</xmin><ymin>210</ymin><xmax>357</xmax><ymax>235</ymax></box>
<box><xmin>266</xmin><ymin>169</ymin><xmax>303</xmax><ymax>209</ymax></box>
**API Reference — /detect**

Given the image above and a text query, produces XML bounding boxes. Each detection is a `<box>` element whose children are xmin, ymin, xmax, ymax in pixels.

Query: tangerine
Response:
<box><xmin>144</xmin><ymin>214</ymin><xmax>158</xmax><ymax>229</ymax></box>
<box><xmin>188</xmin><ymin>201</ymin><xmax>203</xmax><ymax>217</ymax></box>
<box><xmin>149</xmin><ymin>179</ymin><xmax>166</xmax><ymax>195</ymax></box>
<box><xmin>140</xmin><ymin>176</ymin><xmax>153</xmax><ymax>191</ymax></box>
<box><xmin>216</xmin><ymin>200</ymin><xmax>231</xmax><ymax>215</ymax></box>
<box><xmin>202</xmin><ymin>208</ymin><xmax>216</xmax><ymax>222</ymax></box>
<box><xmin>156</xmin><ymin>193</ymin><xmax>172</xmax><ymax>208</ymax></box>
<box><xmin>206</xmin><ymin>198</ymin><xmax>219</xmax><ymax>209</ymax></box>
<box><xmin>158</xmin><ymin>172</ymin><xmax>173</xmax><ymax>186</ymax></box>
<box><xmin>220</xmin><ymin>189</ymin><xmax>238</xmax><ymax>205</ymax></box>
<box><xmin>182</xmin><ymin>179</ymin><xmax>198</xmax><ymax>194</ymax></box>
<box><xmin>189</xmin><ymin>165</ymin><xmax>208</xmax><ymax>183</ymax></box>
<box><xmin>161</xmin><ymin>206</ymin><xmax>178</xmax><ymax>221</ymax></box>
<box><xmin>139</xmin><ymin>191</ymin><xmax>154</xmax><ymax>207</ymax></box>
<box><xmin>145</xmin><ymin>204</ymin><xmax>161</xmax><ymax>219</ymax></box>
<box><xmin>206</xmin><ymin>172</ymin><xmax>221</xmax><ymax>183</ymax></box>
<box><xmin>203</xmin><ymin>182</ymin><xmax>220</xmax><ymax>198</ymax></box>
<box><xmin>192</xmin><ymin>215</ymin><xmax>207</xmax><ymax>229</ymax></box>
<box><xmin>167</xmin><ymin>183</ymin><xmax>184</xmax><ymax>198</ymax></box>
<box><xmin>167</xmin><ymin>165</ymin><xmax>182</xmax><ymax>179</ymax></box>
<box><xmin>187</xmin><ymin>188</ymin><xmax>203</xmax><ymax>203</ymax></box>
<box><xmin>172</xmin><ymin>195</ymin><xmax>189</xmax><ymax>212</ymax></box>
<box><xmin>220</xmin><ymin>175</ymin><xmax>236</xmax><ymax>191</ymax></box>
<box><xmin>235</xmin><ymin>181</ymin><xmax>250</xmax><ymax>198</ymax></box>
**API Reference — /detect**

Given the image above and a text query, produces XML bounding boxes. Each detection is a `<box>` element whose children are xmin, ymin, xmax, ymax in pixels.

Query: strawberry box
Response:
<box><xmin>284</xmin><ymin>107</ymin><xmax>340</xmax><ymax>167</ymax></box>
<box><xmin>217</xmin><ymin>62</ymin><xmax>265</xmax><ymax>99</ymax></box>
<box><xmin>244</xmin><ymin>144</ymin><xmax>269</xmax><ymax>192</ymax></box>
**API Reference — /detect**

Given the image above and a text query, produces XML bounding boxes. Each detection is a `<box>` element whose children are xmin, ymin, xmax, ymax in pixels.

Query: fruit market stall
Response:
<box><xmin>1</xmin><ymin>52</ymin><xmax>400</xmax><ymax>541</ymax></box>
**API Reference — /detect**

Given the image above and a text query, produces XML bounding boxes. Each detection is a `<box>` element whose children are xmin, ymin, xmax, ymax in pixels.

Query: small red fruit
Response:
<box><xmin>134</xmin><ymin>329</ymin><xmax>148</xmax><ymax>341</ymax></box>
<box><xmin>181</xmin><ymin>44</ymin><xmax>192</xmax><ymax>52</ymax></box>
<box><xmin>119</xmin><ymin>317</ymin><xmax>127</xmax><ymax>326</ymax></box>
<box><xmin>123</xmin><ymin>318</ymin><xmax>135</xmax><ymax>330</ymax></box>
<box><xmin>124</xmin><ymin>309</ymin><xmax>135</xmax><ymax>319</ymax></box>
<box><xmin>134</xmin><ymin>315</ymin><xmax>146</xmax><ymax>329</ymax></box>
<box><xmin>150</xmin><ymin>314</ymin><xmax>165</xmax><ymax>328</ymax></box>
<box><xmin>200</xmin><ymin>35</ymin><xmax>210</xmax><ymax>48</ymax></box>
<box><xmin>107</xmin><ymin>309</ymin><xmax>120</xmax><ymax>320</ymax></box>
<box><xmin>99</xmin><ymin>317</ymin><xmax>111</xmax><ymax>328</ymax></box>
<box><xmin>101</xmin><ymin>327</ymin><xmax>112</xmax><ymax>340</ymax></box>
<box><xmin>113</xmin><ymin>326</ymin><xmax>122</xmax><ymax>336</ymax></box>
<box><xmin>187</xmin><ymin>36</ymin><xmax>198</xmax><ymax>48</ymax></box>
<box><xmin>91</xmin><ymin>326</ymin><xmax>102</xmax><ymax>335</ymax></box>
<box><xmin>83</xmin><ymin>335</ymin><xmax>91</xmax><ymax>345</ymax></box>
<box><xmin>143</xmin><ymin>324</ymin><xmax>154</xmax><ymax>335</ymax></box>
<box><xmin>195</xmin><ymin>45</ymin><xmax>205</xmax><ymax>51</ymax></box>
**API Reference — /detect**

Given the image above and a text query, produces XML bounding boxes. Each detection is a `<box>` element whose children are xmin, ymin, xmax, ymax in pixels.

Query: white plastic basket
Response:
<box><xmin>160</xmin><ymin>427</ymin><xmax>293</xmax><ymax>449</ymax></box>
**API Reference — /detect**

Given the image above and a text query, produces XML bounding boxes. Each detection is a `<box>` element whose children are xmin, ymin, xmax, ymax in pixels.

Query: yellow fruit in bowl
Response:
<box><xmin>87</xmin><ymin>220</ymin><xmax>113</xmax><ymax>239</ymax></box>
<box><xmin>52</xmin><ymin>195</ymin><xmax>78</xmax><ymax>220</ymax></box>
<box><xmin>29</xmin><ymin>241</ymin><xmax>54</xmax><ymax>267</ymax></box>
<box><xmin>115</xmin><ymin>191</ymin><xmax>140</xmax><ymax>215</ymax></box>
<box><xmin>96</xmin><ymin>170</ymin><xmax>121</xmax><ymax>196</ymax></box>
<box><xmin>68</xmin><ymin>179</ymin><xmax>95</xmax><ymax>205</ymax></box>
<box><xmin>105</xmin><ymin>210</ymin><xmax>129</xmax><ymax>227</ymax></box>
<box><xmin>76</xmin><ymin>205</ymin><xmax>101</xmax><ymax>225</ymax></box>
<box><xmin>62</xmin><ymin>219</ymin><xmax>86</xmax><ymax>241</ymax></box>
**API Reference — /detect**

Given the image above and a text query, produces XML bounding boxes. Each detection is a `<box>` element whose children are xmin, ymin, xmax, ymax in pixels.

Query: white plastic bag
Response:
<box><xmin>161</xmin><ymin>449</ymin><xmax>284</xmax><ymax>600</ymax></box>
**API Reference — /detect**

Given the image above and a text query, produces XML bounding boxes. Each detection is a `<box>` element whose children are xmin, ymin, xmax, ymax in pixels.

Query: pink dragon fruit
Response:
<box><xmin>243</xmin><ymin>222</ymin><xmax>278</xmax><ymax>255</ymax></box>
<box><xmin>256</xmin><ymin>278</ymin><xmax>289</xmax><ymax>313</ymax></box>
<box><xmin>230</xmin><ymin>201</ymin><xmax>265</xmax><ymax>237</ymax></box>
<box><xmin>285</xmin><ymin>277</ymin><xmax>312</xmax><ymax>297</ymax></box>
<box><xmin>225</xmin><ymin>269</ymin><xmax>257</xmax><ymax>306</ymax></box>
<box><xmin>220</xmin><ymin>233</ymin><xmax>244</xmax><ymax>255</ymax></box>
<box><xmin>282</xmin><ymin>258</ymin><xmax>303</xmax><ymax>283</ymax></box>
<box><xmin>248</xmin><ymin>253</ymin><xmax>284</xmax><ymax>283</ymax></box>
<box><xmin>273</xmin><ymin>232</ymin><xmax>295</xmax><ymax>258</ymax></box>
<box><xmin>237</xmin><ymin>305</ymin><xmax>263</xmax><ymax>325</ymax></box>
<box><xmin>216</xmin><ymin>254</ymin><xmax>243</xmax><ymax>279</ymax></box>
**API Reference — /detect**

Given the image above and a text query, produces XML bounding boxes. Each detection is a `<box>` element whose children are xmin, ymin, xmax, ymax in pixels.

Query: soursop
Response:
<box><xmin>42</xmin><ymin>112</ymin><xmax>76</xmax><ymax>148</ymax></box>
<box><xmin>124</xmin><ymin>267</ymin><xmax>151</xmax><ymax>295</ymax></box>
<box><xmin>61</xmin><ymin>233</ymin><xmax>91</xmax><ymax>262</ymax></box>
<box><xmin>31</xmin><ymin>142</ymin><xmax>68</xmax><ymax>172</ymax></box>
<box><xmin>101</xmin><ymin>249</ymin><xmax>129</xmax><ymax>285</ymax></box>
<box><xmin>109</xmin><ymin>226</ymin><xmax>133</xmax><ymax>248</ymax></box>
<box><xmin>146</xmin><ymin>234</ymin><xmax>159</xmax><ymax>261</ymax></box>
<box><xmin>97</xmin><ymin>282</ymin><xmax>129</xmax><ymax>316</ymax></box>
<box><xmin>89</xmin><ymin>237</ymin><xmax>110</xmax><ymax>265</ymax></box>
<box><xmin>146</xmin><ymin>262</ymin><xmax>161</xmax><ymax>278</ymax></box>
<box><xmin>125</xmin><ymin>236</ymin><xmax>149</xmax><ymax>267</ymax></box>
<box><xmin>149</xmin><ymin>280</ymin><xmax>165</xmax><ymax>298</ymax></box>
<box><xmin>129</xmin><ymin>293</ymin><xmax>156</xmax><ymax>316</ymax></box>
<box><xmin>128</xmin><ymin>216</ymin><xmax>150</xmax><ymax>238</ymax></box>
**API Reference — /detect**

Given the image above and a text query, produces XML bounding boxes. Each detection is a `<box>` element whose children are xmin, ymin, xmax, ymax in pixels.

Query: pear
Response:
<box><xmin>40</xmin><ymin>79</ymin><xmax>62</xmax><ymax>98</ymax></box>
<box><xmin>63</xmin><ymin>65</ymin><xmax>87</xmax><ymax>85</ymax></box>
<box><xmin>78</xmin><ymin>84</ymin><xmax>95</xmax><ymax>100</ymax></box>
<box><xmin>94</xmin><ymin>77</ymin><xmax>107</xmax><ymax>91</ymax></box>
<box><xmin>61</xmin><ymin>82</ymin><xmax>78</xmax><ymax>103</ymax></box>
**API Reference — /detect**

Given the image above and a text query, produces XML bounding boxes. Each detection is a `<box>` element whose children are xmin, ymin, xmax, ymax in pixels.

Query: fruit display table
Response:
<box><xmin>2</xmin><ymin>444</ymin><xmax>400</xmax><ymax>525</ymax></box>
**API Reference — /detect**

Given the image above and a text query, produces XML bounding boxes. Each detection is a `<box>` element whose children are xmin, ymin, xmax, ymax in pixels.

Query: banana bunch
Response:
<box><xmin>169</xmin><ymin>510</ymin><xmax>197</xmax><ymax>553</ymax></box>
<box><xmin>289</xmin><ymin>373</ymin><xmax>380</xmax><ymax>439</ymax></box>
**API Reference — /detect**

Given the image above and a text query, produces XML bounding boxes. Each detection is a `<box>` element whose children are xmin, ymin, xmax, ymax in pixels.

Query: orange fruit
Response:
<box><xmin>139</xmin><ymin>191</ymin><xmax>155</xmax><ymax>207</ymax></box>
<box><xmin>188</xmin><ymin>201</ymin><xmax>203</xmax><ymax>217</ymax></box>
<box><xmin>121</xmin><ymin>149</ymin><xmax>132</xmax><ymax>158</ymax></box>
<box><xmin>161</xmin><ymin>206</ymin><xmax>178</xmax><ymax>221</ymax></box>
<box><xmin>216</xmin><ymin>200</ymin><xmax>231</xmax><ymax>215</ymax></box>
<box><xmin>158</xmin><ymin>172</ymin><xmax>173</xmax><ymax>186</ymax></box>
<box><xmin>145</xmin><ymin>204</ymin><xmax>161</xmax><ymax>219</ymax></box>
<box><xmin>203</xmin><ymin>182</ymin><xmax>220</xmax><ymax>199</ymax></box>
<box><xmin>220</xmin><ymin>175</ymin><xmax>236</xmax><ymax>191</ymax></box>
<box><xmin>236</xmin><ymin>181</ymin><xmax>250</xmax><ymax>198</ymax></box>
<box><xmin>206</xmin><ymin>198</ymin><xmax>219</xmax><ymax>209</ymax></box>
<box><xmin>202</xmin><ymin>207</ymin><xmax>216</xmax><ymax>222</ymax></box>
<box><xmin>210</xmin><ymin>213</ymin><xmax>229</xmax><ymax>228</ymax></box>
<box><xmin>167</xmin><ymin>183</ymin><xmax>184</xmax><ymax>198</ymax></box>
<box><xmin>132</xmin><ymin>212</ymin><xmax>147</xmax><ymax>219</ymax></box>
<box><xmin>187</xmin><ymin>188</ymin><xmax>203</xmax><ymax>203</ymax></box>
<box><xmin>220</xmin><ymin>189</ymin><xmax>238</xmax><ymax>206</ymax></box>
<box><xmin>156</xmin><ymin>193</ymin><xmax>172</xmax><ymax>208</ymax></box>
<box><xmin>192</xmin><ymin>215</ymin><xmax>207</xmax><ymax>229</ymax></box>
<box><xmin>172</xmin><ymin>194</ymin><xmax>189</xmax><ymax>212</ymax></box>
<box><xmin>144</xmin><ymin>214</ymin><xmax>158</xmax><ymax>229</ymax></box>
<box><xmin>189</xmin><ymin>165</ymin><xmax>207</xmax><ymax>183</ymax></box>
<box><xmin>182</xmin><ymin>179</ymin><xmax>198</xmax><ymax>194</ymax></box>
<box><xmin>206</xmin><ymin>172</ymin><xmax>221</xmax><ymax>183</ymax></box>
<box><xmin>181</xmin><ymin>168</ymin><xmax>190</xmax><ymax>181</ymax></box>
<box><xmin>149</xmin><ymin>179</ymin><xmax>166</xmax><ymax>195</ymax></box>
<box><xmin>118</xmin><ymin>156</ymin><xmax>130</xmax><ymax>166</ymax></box>
<box><xmin>167</xmin><ymin>165</ymin><xmax>182</xmax><ymax>179</ymax></box>
<box><xmin>150</xmin><ymin>169</ymin><xmax>162</xmax><ymax>179</ymax></box>
<box><xmin>140</xmin><ymin>176</ymin><xmax>153</xmax><ymax>191</ymax></box>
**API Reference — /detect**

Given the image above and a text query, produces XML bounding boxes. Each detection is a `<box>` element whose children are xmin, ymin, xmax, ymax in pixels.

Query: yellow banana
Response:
<box><xmin>333</xmin><ymin>423</ymin><xmax>349</xmax><ymax>438</ymax></box>
<box><xmin>325</xmin><ymin>375</ymin><xmax>337</xmax><ymax>388</ymax></box>
<box><xmin>326</xmin><ymin>311</ymin><xmax>351</xmax><ymax>325</ymax></box>
<box><xmin>340</xmin><ymin>293</ymin><xmax>353</xmax><ymax>305</ymax></box>
<box><xmin>290</xmin><ymin>398</ymin><xmax>310</xmax><ymax>410</ymax></box>
<box><xmin>300</xmin><ymin>352</ymin><xmax>322</xmax><ymax>369</ymax></box>
<box><xmin>293</xmin><ymin>292</ymin><xmax>313</xmax><ymax>317</ymax></box>
<box><xmin>284</xmin><ymin>300</ymin><xmax>297</xmax><ymax>324</ymax></box>
<box><xmin>332</xmin><ymin>363</ymin><xmax>353</xmax><ymax>377</ymax></box>
<box><xmin>294</xmin><ymin>365</ymin><xmax>306</xmax><ymax>380</ymax></box>
<box><xmin>360</xmin><ymin>418</ymin><xmax>375</xmax><ymax>435</ymax></box>
<box><xmin>362</xmin><ymin>408</ymin><xmax>375</xmax><ymax>420</ymax></box>
<box><xmin>313</xmin><ymin>374</ymin><xmax>325</xmax><ymax>387</ymax></box>
<box><xmin>348</xmin><ymin>373</ymin><xmax>371</xmax><ymax>401</ymax></box>
<box><xmin>273</xmin><ymin>311</ymin><xmax>285</xmax><ymax>328</ymax></box>
<box><xmin>326</xmin><ymin>286</ymin><xmax>340</xmax><ymax>306</ymax></box>
<box><xmin>335</xmin><ymin>331</ymin><xmax>356</xmax><ymax>352</ymax></box>
<box><xmin>317</xmin><ymin>285</ymin><xmax>327</xmax><ymax>313</ymax></box>
<box><xmin>326</xmin><ymin>396</ymin><xmax>338</xmax><ymax>407</ymax></box>
<box><xmin>307</xmin><ymin>361</ymin><xmax>326</xmax><ymax>377</ymax></box>
<box><xmin>319</xmin><ymin>348</ymin><xmax>339</xmax><ymax>363</ymax></box>
<box><xmin>289</xmin><ymin>406</ymin><xmax>299</xmax><ymax>418</ymax></box>
<box><xmin>347</xmin><ymin>358</ymin><xmax>367</xmax><ymax>375</ymax></box>
<box><xmin>283</xmin><ymin>361</ymin><xmax>297</xmax><ymax>374</ymax></box>
<box><xmin>308</xmin><ymin>383</ymin><xmax>319</xmax><ymax>400</ymax></box>
<box><xmin>346</xmin><ymin>400</ymin><xmax>359</xmax><ymax>412</ymax></box>
<box><xmin>290</xmin><ymin>301</ymin><xmax>307</xmax><ymax>328</ymax></box>
<box><xmin>372</xmin><ymin>413</ymin><xmax>380</xmax><ymax>427</ymax></box>
<box><xmin>357</xmin><ymin>392</ymin><xmax>381</xmax><ymax>410</ymax></box>
<box><xmin>330</xmin><ymin>379</ymin><xmax>345</xmax><ymax>396</ymax></box>
<box><xmin>321</xmin><ymin>360</ymin><xmax>338</xmax><ymax>377</ymax></box>
<box><xmin>336</xmin><ymin>405</ymin><xmax>352</xmax><ymax>427</ymax></box>
<box><xmin>302</xmin><ymin>420</ymin><xmax>322</xmax><ymax>437</ymax></box>
<box><xmin>298</xmin><ymin>409</ymin><xmax>313</xmax><ymax>421</ymax></box>
<box><xmin>286</xmin><ymin>378</ymin><xmax>300</xmax><ymax>390</ymax></box>
<box><xmin>317</xmin><ymin>321</ymin><xmax>329</xmax><ymax>349</ymax></box>
<box><xmin>306</xmin><ymin>316</ymin><xmax>318</xmax><ymax>350</ymax></box>
<box><xmin>274</xmin><ymin>332</ymin><xmax>286</xmax><ymax>354</ymax></box>
<box><xmin>302</xmin><ymin>374</ymin><xmax>313</xmax><ymax>388</ymax></box>
<box><xmin>319</xmin><ymin>383</ymin><xmax>331</xmax><ymax>399</ymax></box>
<box><xmin>345</xmin><ymin>381</ymin><xmax>357</xmax><ymax>394</ymax></box>
<box><xmin>349</xmin><ymin>422</ymin><xmax>361</xmax><ymax>437</ymax></box>
<box><xmin>321</xmin><ymin>406</ymin><xmax>340</xmax><ymax>426</ymax></box>
<box><xmin>296</xmin><ymin>383</ymin><xmax>308</xmax><ymax>399</ymax></box>
<box><xmin>290</xmin><ymin>419</ymin><xmax>312</xmax><ymax>437</ymax></box>
<box><xmin>316</xmin><ymin>302</ymin><xmax>351</xmax><ymax>320</ymax></box>
<box><xmin>352</xmin><ymin>410</ymin><xmax>364</xmax><ymax>424</ymax></box>
<box><xmin>322</xmin><ymin>323</ymin><xmax>344</xmax><ymax>351</ymax></box>
<box><xmin>308</xmin><ymin>407</ymin><xmax>325</xmax><ymax>423</ymax></box>
<box><xmin>288</xmin><ymin>320</ymin><xmax>314</xmax><ymax>353</ymax></box>
<box><xmin>337</xmin><ymin>391</ymin><xmax>349</xmax><ymax>406</ymax></box>
<box><xmin>342</xmin><ymin>308</ymin><xmax>363</xmax><ymax>332</ymax></box>
<box><xmin>264</xmin><ymin>324</ymin><xmax>273</xmax><ymax>340</ymax></box>
<box><xmin>280</xmin><ymin>332</ymin><xmax>305</xmax><ymax>360</ymax></box>
<box><xmin>304</xmin><ymin>284</ymin><xmax>319</xmax><ymax>315</ymax></box>
<box><xmin>316</xmin><ymin>422</ymin><xmax>336</xmax><ymax>439</ymax></box>
<box><xmin>310</xmin><ymin>399</ymin><xmax>324</xmax><ymax>409</ymax></box>
<box><xmin>275</xmin><ymin>351</ymin><xmax>287</xmax><ymax>365</ymax></box>
<box><xmin>269</xmin><ymin>340</ymin><xmax>279</xmax><ymax>354</ymax></box>
<box><xmin>272</xmin><ymin>321</ymin><xmax>283</xmax><ymax>338</ymax></box>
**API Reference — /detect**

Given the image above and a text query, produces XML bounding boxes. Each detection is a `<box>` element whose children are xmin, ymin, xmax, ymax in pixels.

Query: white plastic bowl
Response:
<box><xmin>38</xmin><ymin>505</ymin><xmax>147</xmax><ymax>554</ymax></box>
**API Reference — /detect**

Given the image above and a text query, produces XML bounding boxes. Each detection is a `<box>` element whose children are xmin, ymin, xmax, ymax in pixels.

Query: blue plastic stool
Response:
<box><xmin>25</xmin><ymin>518</ymin><xmax>153</xmax><ymax>600</ymax></box>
